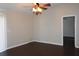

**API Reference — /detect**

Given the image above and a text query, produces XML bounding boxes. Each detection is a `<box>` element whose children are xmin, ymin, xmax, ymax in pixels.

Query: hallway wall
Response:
<box><xmin>63</xmin><ymin>16</ymin><xmax>75</xmax><ymax>37</ymax></box>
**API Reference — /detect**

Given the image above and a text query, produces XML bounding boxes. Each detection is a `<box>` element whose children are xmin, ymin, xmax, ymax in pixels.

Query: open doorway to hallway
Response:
<box><xmin>63</xmin><ymin>16</ymin><xmax>75</xmax><ymax>48</ymax></box>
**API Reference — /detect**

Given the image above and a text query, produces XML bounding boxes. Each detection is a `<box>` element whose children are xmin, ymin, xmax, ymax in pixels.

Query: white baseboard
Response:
<box><xmin>0</xmin><ymin>40</ymin><xmax>63</xmax><ymax>53</ymax></box>
<box><xmin>0</xmin><ymin>41</ymin><xmax>32</xmax><ymax>53</ymax></box>
<box><xmin>7</xmin><ymin>41</ymin><xmax>32</xmax><ymax>50</ymax></box>
<box><xmin>33</xmin><ymin>40</ymin><xmax>63</xmax><ymax>46</ymax></box>
<box><xmin>75</xmin><ymin>45</ymin><xmax>79</xmax><ymax>48</ymax></box>
<box><xmin>0</xmin><ymin>49</ymin><xmax>7</xmax><ymax>53</ymax></box>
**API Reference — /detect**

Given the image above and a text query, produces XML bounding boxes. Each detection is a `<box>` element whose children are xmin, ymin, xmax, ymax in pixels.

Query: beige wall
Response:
<box><xmin>6</xmin><ymin>11</ymin><xmax>33</xmax><ymax>48</ymax></box>
<box><xmin>33</xmin><ymin>3</ymin><xmax>79</xmax><ymax>48</ymax></box>
<box><xmin>32</xmin><ymin>15</ymin><xmax>40</xmax><ymax>41</ymax></box>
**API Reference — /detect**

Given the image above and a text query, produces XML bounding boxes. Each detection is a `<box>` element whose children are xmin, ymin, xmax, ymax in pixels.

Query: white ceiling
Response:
<box><xmin>0</xmin><ymin>3</ymin><xmax>56</xmax><ymax>12</ymax></box>
<box><xmin>0</xmin><ymin>3</ymin><xmax>62</xmax><ymax>14</ymax></box>
<box><xmin>0</xmin><ymin>3</ymin><xmax>60</xmax><ymax>14</ymax></box>
<box><xmin>0</xmin><ymin>3</ymin><xmax>33</xmax><ymax>14</ymax></box>
<box><xmin>0</xmin><ymin>3</ymin><xmax>78</xmax><ymax>14</ymax></box>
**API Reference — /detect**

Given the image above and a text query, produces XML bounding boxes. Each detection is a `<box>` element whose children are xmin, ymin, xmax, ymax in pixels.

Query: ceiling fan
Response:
<box><xmin>17</xmin><ymin>3</ymin><xmax>51</xmax><ymax>15</ymax></box>
<box><xmin>32</xmin><ymin>3</ymin><xmax>51</xmax><ymax>15</ymax></box>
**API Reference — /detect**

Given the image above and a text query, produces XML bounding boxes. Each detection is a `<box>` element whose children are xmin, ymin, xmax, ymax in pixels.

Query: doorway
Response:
<box><xmin>63</xmin><ymin>16</ymin><xmax>75</xmax><ymax>48</ymax></box>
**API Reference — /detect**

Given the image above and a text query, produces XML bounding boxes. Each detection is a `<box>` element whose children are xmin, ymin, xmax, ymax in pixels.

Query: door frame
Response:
<box><xmin>61</xmin><ymin>15</ymin><xmax>76</xmax><ymax>48</ymax></box>
<box><xmin>0</xmin><ymin>13</ymin><xmax>7</xmax><ymax>52</ymax></box>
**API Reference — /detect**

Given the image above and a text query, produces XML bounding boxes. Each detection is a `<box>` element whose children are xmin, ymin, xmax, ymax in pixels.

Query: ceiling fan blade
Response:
<box><xmin>39</xmin><ymin>3</ymin><xmax>51</xmax><ymax>9</ymax></box>
<box><xmin>41</xmin><ymin>7</ymin><xmax>48</xmax><ymax>10</ymax></box>
<box><xmin>44</xmin><ymin>3</ymin><xmax>51</xmax><ymax>6</ymax></box>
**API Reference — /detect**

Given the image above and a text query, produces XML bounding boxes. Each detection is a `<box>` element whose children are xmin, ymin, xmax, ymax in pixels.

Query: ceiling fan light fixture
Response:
<box><xmin>37</xmin><ymin>7</ymin><xmax>43</xmax><ymax>12</ymax></box>
<box><xmin>32</xmin><ymin>3</ymin><xmax>51</xmax><ymax>15</ymax></box>
<box><xmin>33</xmin><ymin>8</ymin><xmax>37</xmax><ymax>12</ymax></box>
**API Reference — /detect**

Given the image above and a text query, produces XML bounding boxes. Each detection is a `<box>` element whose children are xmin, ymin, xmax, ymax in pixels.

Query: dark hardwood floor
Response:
<box><xmin>63</xmin><ymin>37</ymin><xmax>75</xmax><ymax>48</ymax></box>
<box><xmin>0</xmin><ymin>42</ymin><xmax>79</xmax><ymax>56</ymax></box>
